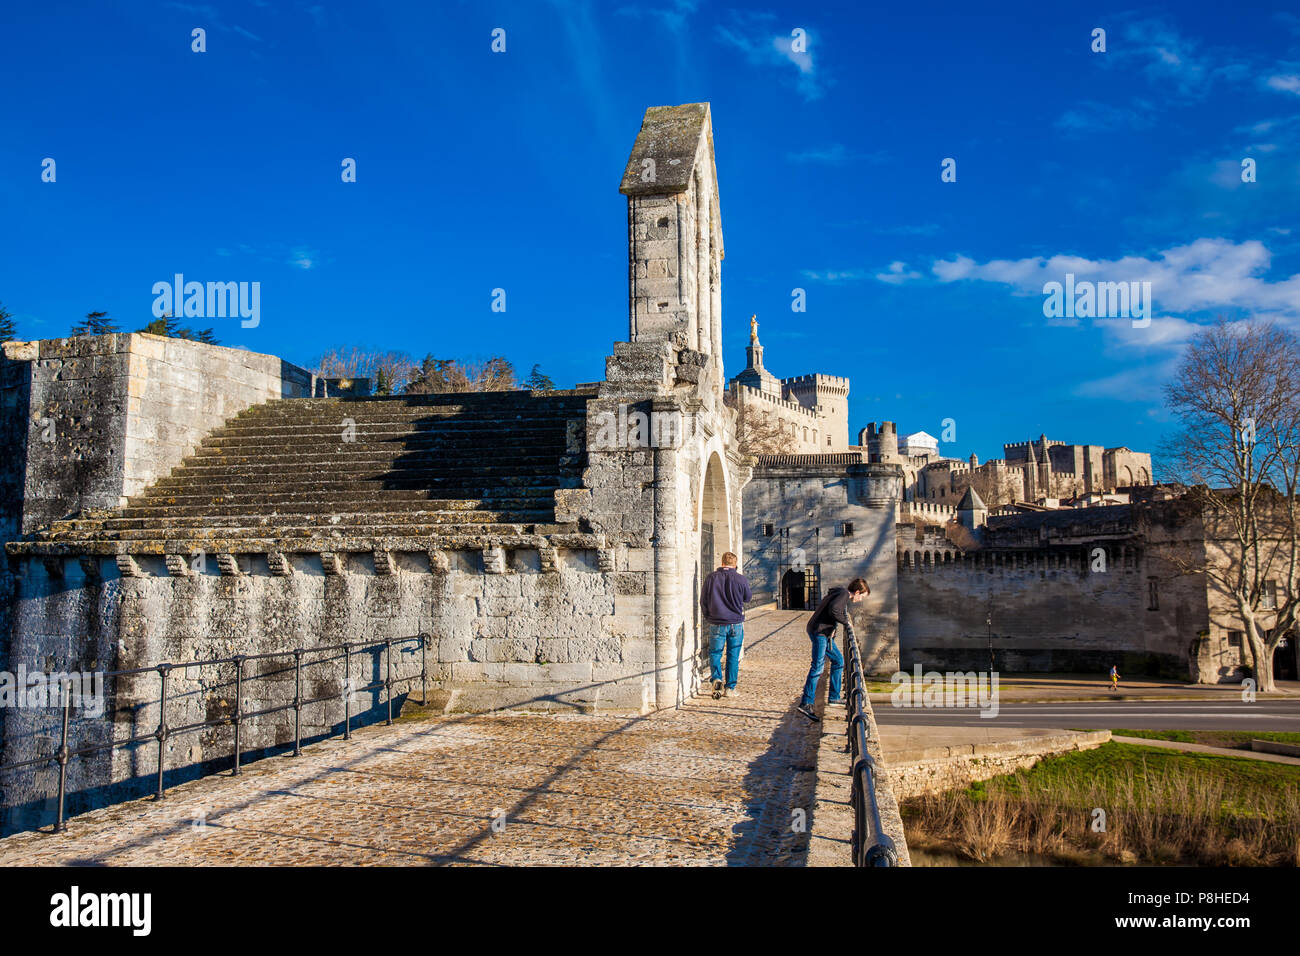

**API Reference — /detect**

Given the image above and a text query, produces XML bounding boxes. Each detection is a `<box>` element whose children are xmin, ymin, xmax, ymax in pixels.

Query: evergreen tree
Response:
<box><xmin>70</xmin><ymin>311</ymin><xmax>120</xmax><ymax>336</ymax></box>
<box><xmin>374</xmin><ymin>366</ymin><xmax>392</xmax><ymax>396</ymax></box>
<box><xmin>0</xmin><ymin>302</ymin><xmax>15</xmax><ymax>343</ymax></box>
<box><xmin>137</xmin><ymin>315</ymin><xmax>219</xmax><ymax>345</ymax></box>
<box><xmin>525</xmin><ymin>364</ymin><xmax>556</xmax><ymax>391</ymax></box>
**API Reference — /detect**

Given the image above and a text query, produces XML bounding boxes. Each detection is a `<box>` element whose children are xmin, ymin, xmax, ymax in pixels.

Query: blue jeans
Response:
<box><xmin>709</xmin><ymin>623</ymin><xmax>744</xmax><ymax>689</ymax></box>
<box><xmin>800</xmin><ymin>628</ymin><xmax>843</xmax><ymax>708</ymax></box>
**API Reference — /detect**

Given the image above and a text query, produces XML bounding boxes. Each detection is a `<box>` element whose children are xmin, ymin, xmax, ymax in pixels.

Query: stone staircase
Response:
<box><xmin>26</xmin><ymin>389</ymin><xmax>596</xmax><ymax>554</ymax></box>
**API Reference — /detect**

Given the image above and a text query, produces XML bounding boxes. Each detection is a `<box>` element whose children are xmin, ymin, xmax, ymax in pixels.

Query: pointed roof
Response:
<box><xmin>620</xmin><ymin>103</ymin><xmax>713</xmax><ymax>195</ymax></box>
<box><xmin>957</xmin><ymin>486</ymin><xmax>987</xmax><ymax>511</ymax></box>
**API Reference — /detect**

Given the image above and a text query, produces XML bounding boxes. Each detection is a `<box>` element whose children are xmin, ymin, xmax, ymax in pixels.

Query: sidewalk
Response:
<box><xmin>868</xmin><ymin>675</ymin><xmax>1300</xmax><ymax>703</ymax></box>
<box><xmin>1110</xmin><ymin>734</ymin><xmax>1300</xmax><ymax>766</ymax></box>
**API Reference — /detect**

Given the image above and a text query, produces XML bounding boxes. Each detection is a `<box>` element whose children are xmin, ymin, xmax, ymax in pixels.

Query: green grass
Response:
<box><xmin>983</xmin><ymin>741</ymin><xmax>1300</xmax><ymax>797</ymax></box>
<box><xmin>903</xmin><ymin>741</ymin><xmax>1300</xmax><ymax>865</ymax></box>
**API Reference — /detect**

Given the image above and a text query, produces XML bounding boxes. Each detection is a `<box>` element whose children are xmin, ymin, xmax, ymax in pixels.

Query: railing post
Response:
<box><xmin>385</xmin><ymin>638</ymin><xmax>394</xmax><ymax>726</ymax></box>
<box><xmin>343</xmin><ymin>642</ymin><xmax>352</xmax><ymax>740</ymax></box>
<box><xmin>293</xmin><ymin>649</ymin><xmax>303</xmax><ymax>757</ymax></box>
<box><xmin>54</xmin><ymin>679</ymin><xmax>71</xmax><ymax>833</ymax></box>
<box><xmin>156</xmin><ymin>664</ymin><xmax>171</xmax><ymax>800</ymax></box>
<box><xmin>232</xmin><ymin>655</ymin><xmax>245</xmax><ymax>776</ymax></box>
<box><xmin>421</xmin><ymin>634</ymin><xmax>429</xmax><ymax>706</ymax></box>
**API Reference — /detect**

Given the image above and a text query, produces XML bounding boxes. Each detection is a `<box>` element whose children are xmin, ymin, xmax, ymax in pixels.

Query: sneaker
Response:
<box><xmin>712</xmin><ymin>679</ymin><xmax>724</xmax><ymax>699</ymax></box>
<box><xmin>796</xmin><ymin>704</ymin><xmax>820</xmax><ymax>722</ymax></box>
<box><xmin>826</xmin><ymin>698</ymin><xmax>843</xmax><ymax>706</ymax></box>
<box><xmin>724</xmin><ymin>687</ymin><xmax>742</xmax><ymax>698</ymax></box>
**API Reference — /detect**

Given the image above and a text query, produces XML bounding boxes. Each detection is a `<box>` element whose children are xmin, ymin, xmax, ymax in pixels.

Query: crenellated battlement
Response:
<box><xmin>784</xmin><ymin>373</ymin><xmax>849</xmax><ymax>391</ymax></box>
<box><xmin>898</xmin><ymin>543</ymin><xmax>1145</xmax><ymax>572</ymax></box>
<box><xmin>732</xmin><ymin>382</ymin><xmax>822</xmax><ymax>418</ymax></box>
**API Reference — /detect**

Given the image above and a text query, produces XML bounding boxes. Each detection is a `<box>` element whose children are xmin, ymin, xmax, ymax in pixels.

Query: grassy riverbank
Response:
<box><xmin>901</xmin><ymin>742</ymin><xmax>1300</xmax><ymax>866</ymax></box>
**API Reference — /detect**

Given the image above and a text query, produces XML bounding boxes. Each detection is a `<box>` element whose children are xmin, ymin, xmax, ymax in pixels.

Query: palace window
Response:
<box><xmin>841</xmin><ymin>522</ymin><xmax>855</xmax><ymax>537</ymax></box>
<box><xmin>1227</xmin><ymin>630</ymin><xmax>1243</xmax><ymax>647</ymax></box>
<box><xmin>1262</xmin><ymin>580</ymin><xmax>1278</xmax><ymax>610</ymax></box>
<box><xmin>762</xmin><ymin>523</ymin><xmax>774</xmax><ymax>537</ymax></box>
<box><xmin>1147</xmin><ymin>578</ymin><xmax>1158</xmax><ymax>611</ymax></box>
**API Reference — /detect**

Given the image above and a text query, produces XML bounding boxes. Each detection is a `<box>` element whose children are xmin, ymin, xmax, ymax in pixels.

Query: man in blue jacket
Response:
<box><xmin>699</xmin><ymin>551</ymin><xmax>753</xmax><ymax>699</ymax></box>
<box><xmin>797</xmin><ymin>577</ymin><xmax>869</xmax><ymax>722</ymax></box>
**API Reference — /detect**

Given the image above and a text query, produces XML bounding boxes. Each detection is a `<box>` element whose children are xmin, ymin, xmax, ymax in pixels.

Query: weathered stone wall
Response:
<box><xmin>1</xmin><ymin>545</ymin><xmax>656</xmax><ymax>833</ymax></box>
<box><xmin>0</xmin><ymin>352</ymin><xmax>31</xmax><ymax>692</ymax></box>
<box><xmin>9</xmin><ymin>334</ymin><xmax>311</xmax><ymax>534</ymax></box>
<box><xmin>897</xmin><ymin>544</ymin><xmax>1205</xmax><ymax>678</ymax></box>
<box><xmin>743</xmin><ymin>460</ymin><xmax>903</xmax><ymax>673</ymax></box>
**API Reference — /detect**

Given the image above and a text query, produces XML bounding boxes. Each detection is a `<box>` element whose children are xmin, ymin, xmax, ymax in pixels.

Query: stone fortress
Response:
<box><xmin>0</xmin><ymin>101</ymin><xmax>1294</xmax><ymax>834</ymax></box>
<box><xmin>860</xmin><ymin>423</ymin><xmax>1153</xmax><ymax>512</ymax></box>
<box><xmin>727</xmin><ymin>318</ymin><xmax>850</xmax><ymax>454</ymax></box>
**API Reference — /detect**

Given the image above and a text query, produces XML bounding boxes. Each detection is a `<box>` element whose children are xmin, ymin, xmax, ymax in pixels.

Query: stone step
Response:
<box><xmin>179</xmin><ymin>447</ymin><xmax>574</xmax><ymax>465</ymax></box>
<box><xmin>125</xmin><ymin>492</ymin><xmax>552</xmax><ymax>511</ymax></box>
<box><xmin>144</xmin><ymin>476</ymin><xmax>570</xmax><ymax>494</ymax></box>
<box><xmin>152</xmin><ymin>462</ymin><xmax>572</xmax><ymax>482</ymax></box>
<box><xmin>203</xmin><ymin>423</ymin><xmax>574</xmax><ymax>442</ymax></box>
<box><xmin>97</xmin><ymin>509</ymin><xmax>555</xmax><ymax>530</ymax></box>
<box><xmin>249</xmin><ymin>393</ymin><xmax>592</xmax><ymax>412</ymax></box>
<box><xmin>186</xmin><ymin>439</ymin><xmax>570</xmax><ymax>460</ymax></box>
<box><xmin>48</xmin><ymin>522</ymin><xmax>546</xmax><ymax>542</ymax></box>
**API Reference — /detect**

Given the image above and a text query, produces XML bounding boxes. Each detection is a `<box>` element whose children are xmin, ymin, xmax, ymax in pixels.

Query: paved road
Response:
<box><xmin>0</xmin><ymin>611</ymin><xmax>826</xmax><ymax>866</ymax></box>
<box><xmin>872</xmin><ymin>699</ymin><xmax>1300</xmax><ymax>731</ymax></box>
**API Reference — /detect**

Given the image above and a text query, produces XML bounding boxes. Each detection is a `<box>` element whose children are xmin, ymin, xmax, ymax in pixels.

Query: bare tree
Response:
<box><xmin>1161</xmin><ymin>319</ymin><xmax>1300</xmax><ymax>691</ymax></box>
<box><xmin>310</xmin><ymin>347</ymin><xmax>417</xmax><ymax>394</ymax></box>
<box><xmin>964</xmin><ymin>468</ymin><xmax>1021</xmax><ymax>510</ymax></box>
<box><xmin>724</xmin><ymin>389</ymin><xmax>798</xmax><ymax>456</ymax></box>
<box><xmin>405</xmin><ymin>355</ymin><xmax>517</xmax><ymax>394</ymax></box>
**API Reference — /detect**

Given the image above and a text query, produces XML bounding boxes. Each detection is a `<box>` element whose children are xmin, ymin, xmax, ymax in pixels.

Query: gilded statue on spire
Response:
<box><xmin>750</xmin><ymin>314</ymin><xmax>758</xmax><ymax>343</ymax></box>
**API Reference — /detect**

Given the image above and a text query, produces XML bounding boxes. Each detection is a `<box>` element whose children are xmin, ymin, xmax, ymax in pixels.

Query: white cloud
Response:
<box><xmin>931</xmin><ymin>239</ymin><xmax>1300</xmax><ymax>319</ymax></box>
<box><xmin>800</xmin><ymin>268</ymin><xmax>869</xmax><ymax>283</ymax></box>
<box><xmin>717</xmin><ymin>13</ymin><xmax>827</xmax><ymax>100</ymax></box>
<box><xmin>875</xmin><ymin>261</ymin><xmax>921</xmax><ymax>285</ymax></box>
<box><xmin>1266</xmin><ymin>73</ymin><xmax>1300</xmax><ymax>95</ymax></box>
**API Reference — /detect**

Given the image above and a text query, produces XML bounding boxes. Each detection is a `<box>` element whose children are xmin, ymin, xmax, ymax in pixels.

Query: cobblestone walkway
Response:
<box><xmin>0</xmin><ymin>611</ymin><xmax>827</xmax><ymax>866</ymax></box>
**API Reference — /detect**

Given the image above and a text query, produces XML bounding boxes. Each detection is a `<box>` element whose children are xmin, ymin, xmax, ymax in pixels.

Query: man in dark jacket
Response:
<box><xmin>797</xmin><ymin>577</ymin><xmax>869</xmax><ymax>721</ymax></box>
<box><xmin>699</xmin><ymin>552</ymin><xmax>753</xmax><ymax>699</ymax></box>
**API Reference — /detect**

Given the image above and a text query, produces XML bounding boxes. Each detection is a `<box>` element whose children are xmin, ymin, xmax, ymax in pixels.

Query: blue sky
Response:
<box><xmin>3</xmin><ymin>1</ymin><xmax>1299</xmax><ymax>471</ymax></box>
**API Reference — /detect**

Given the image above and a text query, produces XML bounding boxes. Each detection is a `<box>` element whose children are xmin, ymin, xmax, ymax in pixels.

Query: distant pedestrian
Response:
<box><xmin>699</xmin><ymin>552</ymin><xmax>752</xmax><ymax>699</ymax></box>
<box><xmin>797</xmin><ymin>578</ymin><xmax>870</xmax><ymax>722</ymax></box>
<box><xmin>1109</xmin><ymin>664</ymin><xmax>1120</xmax><ymax>692</ymax></box>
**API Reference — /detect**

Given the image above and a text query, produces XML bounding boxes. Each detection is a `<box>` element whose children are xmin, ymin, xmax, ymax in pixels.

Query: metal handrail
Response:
<box><xmin>1</xmin><ymin>633</ymin><xmax>432</xmax><ymax>833</ymax></box>
<box><xmin>843</xmin><ymin>626</ymin><xmax>898</xmax><ymax>867</ymax></box>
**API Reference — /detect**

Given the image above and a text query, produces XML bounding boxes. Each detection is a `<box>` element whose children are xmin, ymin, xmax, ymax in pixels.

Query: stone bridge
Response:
<box><xmin>0</xmin><ymin>611</ymin><xmax>879</xmax><ymax>866</ymax></box>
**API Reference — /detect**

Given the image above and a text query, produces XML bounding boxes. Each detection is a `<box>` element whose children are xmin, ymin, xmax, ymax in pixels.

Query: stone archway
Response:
<box><xmin>699</xmin><ymin>451</ymin><xmax>732</xmax><ymax>571</ymax></box>
<box><xmin>691</xmin><ymin>450</ymin><xmax>734</xmax><ymax>687</ymax></box>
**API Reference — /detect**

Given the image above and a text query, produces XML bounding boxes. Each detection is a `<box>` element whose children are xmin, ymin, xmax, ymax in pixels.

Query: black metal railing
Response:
<box><xmin>1</xmin><ymin>634</ymin><xmax>432</xmax><ymax>833</ymax></box>
<box><xmin>843</xmin><ymin>627</ymin><xmax>898</xmax><ymax>867</ymax></box>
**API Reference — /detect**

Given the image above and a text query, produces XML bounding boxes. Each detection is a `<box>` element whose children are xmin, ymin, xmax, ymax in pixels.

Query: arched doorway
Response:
<box><xmin>698</xmin><ymin>452</ymin><xmax>730</xmax><ymax>572</ymax></box>
<box><xmin>1275</xmin><ymin>632</ymin><xmax>1299</xmax><ymax>682</ymax></box>
<box><xmin>695</xmin><ymin>452</ymin><xmax>733</xmax><ymax>679</ymax></box>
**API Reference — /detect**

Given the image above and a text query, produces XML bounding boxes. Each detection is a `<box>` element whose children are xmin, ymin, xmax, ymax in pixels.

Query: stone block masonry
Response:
<box><xmin>1</xmin><ymin>102</ymin><xmax>750</xmax><ymax>833</ymax></box>
<box><xmin>4</xmin><ymin>333</ymin><xmax>313</xmax><ymax>535</ymax></box>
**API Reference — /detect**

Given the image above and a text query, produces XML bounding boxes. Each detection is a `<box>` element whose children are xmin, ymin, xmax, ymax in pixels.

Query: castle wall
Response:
<box><xmin>730</xmin><ymin>383</ymin><xmax>825</xmax><ymax>453</ymax></box>
<box><xmin>7</xmin><ymin>334</ymin><xmax>312</xmax><ymax>534</ymax></box>
<box><xmin>897</xmin><ymin>547</ymin><xmax>1204</xmax><ymax>677</ymax></box>
<box><xmin>0</xmin><ymin>544</ymin><xmax>657</xmax><ymax>833</ymax></box>
<box><xmin>742</xmin><ymin>462</ymin><xmax>902</xmax><ymax>673</ymax></box>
